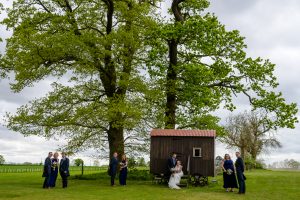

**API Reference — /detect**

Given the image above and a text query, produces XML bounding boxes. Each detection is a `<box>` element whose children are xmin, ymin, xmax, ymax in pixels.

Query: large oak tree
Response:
<box><xmin>0</xmin><ymin>0</ymin><xmax>157</xmax><ymax>157</ymax></box>
<box><xmin>146</xmin><ymin>0</ymin><xmax>298</xmax><ymax>132</ymax></box>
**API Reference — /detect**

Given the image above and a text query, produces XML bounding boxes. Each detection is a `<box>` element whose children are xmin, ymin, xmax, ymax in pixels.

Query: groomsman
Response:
<box><xmin>235</xmin><ymin>152</ymin><xmax>246</xmax><ymax>194</ymax></box>
<box><xmin>109</xmin><ymin>152</ymin><xmax>118</xmax><ymax>186</ymax></box>
<box><xmin>59</xmin><ymin>152</ymin><xmax>70</xmax><ymax>188</ymax></box>
<box><xmin>43</xmin><ymin>152</ymin><xmax>53</xmax><ymax>189</ymax></box>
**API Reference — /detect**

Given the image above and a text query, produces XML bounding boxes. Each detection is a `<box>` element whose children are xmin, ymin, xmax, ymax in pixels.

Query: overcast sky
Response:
<box><xmin>0</xmin><ymin>0</ymin><xmax>300</xmax><ymax>165</ymax></box>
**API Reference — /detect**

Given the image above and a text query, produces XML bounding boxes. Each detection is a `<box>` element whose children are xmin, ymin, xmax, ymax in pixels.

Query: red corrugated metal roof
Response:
<box><xmin>150</xmin><ymin>129</ymin><xmax>216</xmax><ymax>137</ymax></box>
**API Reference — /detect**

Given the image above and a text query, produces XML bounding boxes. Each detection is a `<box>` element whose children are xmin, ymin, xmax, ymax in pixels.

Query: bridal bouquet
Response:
<box><xmin>51</xmin><ymin>161</ymin><xmax>58</xmax><ymax>170</ymax></box>
<box><xmin>226</xmin><ymin>169</ymin><xmax>233</xmax><ymax>175</ymax></box>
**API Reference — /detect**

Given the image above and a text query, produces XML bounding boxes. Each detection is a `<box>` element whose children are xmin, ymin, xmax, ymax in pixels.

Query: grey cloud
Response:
<box><xmin>210</xmin><ymin>0</ymin><xmax>300</xmax><ymax>50</ymax></box>
<box><xmin>0</xmin><ymin>78</ymin><xmax>53</xmax><ymax>107</ymax></box>
<box><xmin>209</xmin><ymin>0</ymin><xmax>258</xmax><ymax>16</ymax></box>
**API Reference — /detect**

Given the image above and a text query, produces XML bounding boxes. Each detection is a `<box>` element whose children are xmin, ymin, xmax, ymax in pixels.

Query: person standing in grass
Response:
<box><xmin>49</xmin><ymin>152</ymin><xmax>59</xmax><ymax>187</ymax></box>
<box><xmin>119</xmin><ymin>154</ymin><xmax>128</xmax><ymax>186</ymax></box>
<box><xmin>59</xmin><ymin>152</ymin><xmax>70</xmax><ymax>188</ymax></box>
<box><xmin>109</xmin><ymin>152</ymin><xmax>118</xmax><ymax>186</ymax></box>
<box><xmin>43</xmin><ymin>152</ymin><xmax>53</xmax><ymax>189</ymax></box>
<box><xmin>222</xmin><ymin>154</ymin><xmax>238</xmax><ymax>192</ymax></box>
<box><xmin>235</xmin><ymin>152</ymin><xmax>246</xmax><ymax>194</ymax></box>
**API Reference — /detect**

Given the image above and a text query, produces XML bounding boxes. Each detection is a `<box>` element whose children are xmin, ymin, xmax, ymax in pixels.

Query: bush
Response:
<box><xmin>137</xmin><ymin>157</ymin><xmax>147</xmax><ymax>167</ymax></box>
<box><xmin>0</xmin><ymin>155</ymin><xmax>5</xmax><ymax>165</ymax></box>
<box><xmin>127</xmin><ymin>157</ymin><xmax>137</xmax><ymax>169</ymax></box>
<box><xmin>127</xmin><ymin>169</ymin><xmax>151</xmax><ymax>181</ymax></box>
<box><xmin>244</xmin><ymin>156</ymin><xmax>266</xmax><ymax>170</ymax></box>
<box><xmin>74</xmin><ymin>158</ymin><xmax>84</xmax><ymax>167</ymax></box>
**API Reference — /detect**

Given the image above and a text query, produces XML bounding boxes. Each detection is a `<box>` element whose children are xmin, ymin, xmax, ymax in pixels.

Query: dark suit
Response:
<box><xmin>235</xmin><ymin>157</ymin><xmax>246</xmax><ymax>194</ymax></box>
<box><xmin>59</xmin><ymin>157</ymin><xmax>70</xmax><ymax>188</ymax></box>
<box><xmin>109</xmin><ymin>157</ymin><xmax>118</xmax><ymax>186</ymax></box>
<box><xmin>43</xmin><ymin>157</ymin><xmax>51</xmax><ymax>188</ymax></box>
<box><xmin>167</xmin><ymin>157</ymin><xmax>177</xmax><ymax>177</ymax></box>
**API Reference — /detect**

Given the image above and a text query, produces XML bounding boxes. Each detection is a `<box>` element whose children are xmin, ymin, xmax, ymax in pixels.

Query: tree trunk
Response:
<box><xmin>240</xmin><ymin>146</ymin><xmax>246</xmax><ymax>161</ymax></box>
<box><xmin>164</xmin><ymin>0</ymin><xmax>185</xmax><ymax>129</ymax></box>
<box><xmin>101</xmin><ymin>0</ymin><xmax>134</xmax><ymax>158</ymax></box>
<box><xmin>107</xmin><ymin>123</ymin><xmax>125</xmax><ymax>159</ymax></box>
<box><xmin>165</xmin><ymin>39</ymin><xmax>178</xmax><ymax>129</ymax></box>
<box><xmin>100</xmin><ymin>0</ymin><xmax>125</xmax><ymax>159</ymax></box>
<box><xmin>251</xmin><ymin>133</ymin><xmax>258</xmax><ymax>161</ymax></box>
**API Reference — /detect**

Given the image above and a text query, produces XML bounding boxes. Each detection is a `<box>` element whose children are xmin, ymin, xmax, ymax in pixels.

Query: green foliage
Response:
<box><xmin>74</xmin><ymin>158</ymin><xmax>84</xmax><ymax>167</ymax></box>
<box><xmin>0</xmin><ymin>0</ymin><xmax>297</xmax><ymax>157</ymax></box>
<box><xmin>146</xmin><ymin>0</ymin><xmax>298</xmax><ymax>132</ymax></box>
<box><xmin>254</xmin><ymin>160</ymin><xmax>266</xmax><ymax>170</ymax></box>
<box><xmin>0</xmin><ymin>0</ymin><xmax>158</xmax><ymax>155</ymax></box>
<box><xmin>127</xmin><ymin>157</ymin><xmax>137</xmax><ymax>169</ymax></box>
<box><xmin>137</xmin><ymin>157</ymin><xmax>147</xmax><ymax>167</ymax></box>
<box><xmin>127</xmin><ymin>169</ymin><xmax>151</xmax><ymax>180</ymax></box>
<box><xmin>244</xmin><ymin>155</ymin><xmax>266</xmax><ymax>170</ymax></box>
<box><xmin>0</xmin><ymin>155</ymin><xmax>5</xmax><ymax>165</ymax></box>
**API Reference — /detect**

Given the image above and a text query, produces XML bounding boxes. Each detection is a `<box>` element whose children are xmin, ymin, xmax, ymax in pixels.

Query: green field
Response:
<box><xmin>0</xmin><ymin>169</ymin><xmax>299</xmax><ymax>200</ymax></box>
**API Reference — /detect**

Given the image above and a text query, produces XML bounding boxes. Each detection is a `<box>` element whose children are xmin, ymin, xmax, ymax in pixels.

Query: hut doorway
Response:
<box><xmin>172</xmin><ymin>137</ymin><xmax>188</xmax><ymax>174</ymax></box>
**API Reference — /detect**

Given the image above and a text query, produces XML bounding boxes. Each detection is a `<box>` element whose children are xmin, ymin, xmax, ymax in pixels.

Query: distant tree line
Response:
<box><xmin>268</xmin><ymin>159</ymin><xmax>300</xmax><ymax>169</ymax></box>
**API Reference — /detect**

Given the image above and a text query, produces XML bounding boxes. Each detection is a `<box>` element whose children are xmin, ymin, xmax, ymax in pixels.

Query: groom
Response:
<box><xmin>109</xmin><ymin>152</ymin><xmax>118</xmax><ymax>186</ymax></box>
<box><xmin>167</xmin><ymin>152</ymin><xmax>177</xmax><ymax>177</ymax></box>
<box><xmin>42</xmin><ymin>152</ymin><xmax>52</xmax><ymax>189</ymax></box>
<box><xmin>235</xmin><ymin>152</ymin><xmax>246</xmax><ymax>194</ymax></box>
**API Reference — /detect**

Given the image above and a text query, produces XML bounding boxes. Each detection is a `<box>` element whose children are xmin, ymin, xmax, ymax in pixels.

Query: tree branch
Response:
<box><xmin>171</xmin><ymin>0</ymin><xmax>186</xmax><ymax>22</ymax></box>
<box><xmin>36</xmin><ymin>0</ymin><xmax>51</xmax><ymax>13</ymax></box>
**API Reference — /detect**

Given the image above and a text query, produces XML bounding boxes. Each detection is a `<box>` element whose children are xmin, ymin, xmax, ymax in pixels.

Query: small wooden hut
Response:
<box><xmin>150</xmin><ymin>129</ymin><xmax>216</xmax><ymax>185</ymax></box>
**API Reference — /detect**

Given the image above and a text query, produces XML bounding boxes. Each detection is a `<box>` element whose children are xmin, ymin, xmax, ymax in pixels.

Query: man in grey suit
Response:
<box><xmin>59</xmin><ymin>152</ymin><xmax>70</xmax><ymax>188</ymax></box>
<box><xmin>43</xmin><ymin>152</ymin><xmax>53</xmax><ymax>189</ymax></box>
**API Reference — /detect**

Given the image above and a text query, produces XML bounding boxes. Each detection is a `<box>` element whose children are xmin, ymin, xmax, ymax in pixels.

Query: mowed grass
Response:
<box><xmin>0</xmin><ymin>169</ymin><xmax>300</xmax><ymax>200</ymax></box>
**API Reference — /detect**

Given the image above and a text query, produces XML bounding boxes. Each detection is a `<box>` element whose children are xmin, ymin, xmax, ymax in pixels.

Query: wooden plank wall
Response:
<box><xmin>150</xmin><ymin>136</ymin><xmax>215</xmax><ymax>176</ymax></box>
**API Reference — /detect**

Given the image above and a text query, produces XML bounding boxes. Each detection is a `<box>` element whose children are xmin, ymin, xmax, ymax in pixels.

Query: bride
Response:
<box><xmin>168</xmin><ymin>160</ymin><xmax>184</xmax><ymax>189</ymax></box>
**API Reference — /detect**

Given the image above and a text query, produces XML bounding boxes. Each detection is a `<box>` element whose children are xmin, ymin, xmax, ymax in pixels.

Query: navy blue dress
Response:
<box><xmin>119</xmin><ymin>160</ymin><xmax>128</xmax><ymax>185</ymax></box>
<box><xmin>49</xmin><ymin>158</ymin><xmax>59</xmax><ymax>187</ymax></box>
<box><xmin>223</xmin><ymin>159</ymin><xmax>238</xmax><ymax>189</ymax></box>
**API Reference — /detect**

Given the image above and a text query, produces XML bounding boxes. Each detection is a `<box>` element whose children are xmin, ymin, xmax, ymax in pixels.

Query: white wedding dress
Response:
<box><xmin>168</xmin><ymin>165</ymin><xmax>184</xmax><ymax>189</ymax></box>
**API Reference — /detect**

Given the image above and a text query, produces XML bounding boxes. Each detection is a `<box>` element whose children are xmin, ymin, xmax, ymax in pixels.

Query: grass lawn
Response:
<box><xmin>0</xmin><ymin>169</ymin><xmax>300</xmax><ymax>200</ymax></box>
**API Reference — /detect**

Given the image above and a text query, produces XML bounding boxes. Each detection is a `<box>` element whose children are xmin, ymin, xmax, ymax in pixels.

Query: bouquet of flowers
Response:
<box><xmin>226</xmin><ymin>169</ymin><xmax>233</xmax><ymax>175</ymax></box>
<box><xmin>170</xmin><ymin>167</ymin><xmax>176</xmax><ymax>172</ymax></box>
<box><xmin>51</xmin><ymin>161</ymin><xmax>58</xmax><ymax>170</ymax></box>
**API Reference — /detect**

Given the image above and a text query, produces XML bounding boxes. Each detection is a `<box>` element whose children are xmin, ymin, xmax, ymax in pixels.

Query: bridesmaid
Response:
<box><xmin>222</xmin><ymin>154</ymin><xmax>238</xmax><ymax>192</ymax></box>
<box><xmin>49</xmin><ymin>152</ymin><xmax>59</xmax><ymax>187</ymax></box>
<box><xmin>119</xmin><ymin>154</ymin><xmax>128</xmax><ymax>186</ymax></box>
